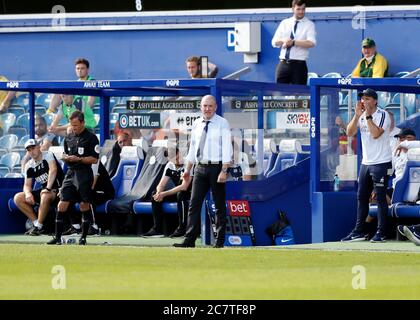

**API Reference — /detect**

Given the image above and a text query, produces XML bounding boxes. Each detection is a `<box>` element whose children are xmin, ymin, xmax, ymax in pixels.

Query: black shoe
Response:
<box><xmin>341</xmin><ymin>231</ymin><xmax>368</xmax><ymax>242</ymax></box>
<box><xmin>28</xmin><ymin>226</ymin><xmax>44</xmax><ymax>236</ymax></box>
<box><xmin>79</xmin><ymin>238</ymin><xmax>87</xmax><ymax>246</ymax></box>
<box><xmin>62</xmin><ymin>226</ymin><xmax>81</xmax><ymax>236</ymax></box>
<box><xmin>169</xmin><ymin>227</ymin><xmax>186</xmax><ymax>238</ymax></box>
<box><xmin>47</xmin><ymin>237</ymin><xmax>62</xmax><ymax>245</ymax></box>
<box><xmin>88</xmin><ymin>225</ymin><xmax>101</xmax><ymax>236</ymax></box>
<box><xmin>173</xmin><ymin>241</ymin><xmax>195</xmax><ymax>248</ymax></box>
<box><xmin>142</xmin><ymin>229</ymin><xmax>164</xmax><ymax>238</ymax></box>
<box><xmin>213</xmin><ymin>244</ymin><xmax>224</xmax><ymax>248</ymax></box>
<box><xmin>370</xmin><ymin>232</ymin><xmax>386</xmax><ymax>243</ymax></box>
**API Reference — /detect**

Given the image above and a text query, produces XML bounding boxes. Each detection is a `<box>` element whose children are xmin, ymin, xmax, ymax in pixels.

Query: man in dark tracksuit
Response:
<box><xmin>47</xmin><ymin>110</ymin><xmax>100</xmax><ymax>245</ymax></box>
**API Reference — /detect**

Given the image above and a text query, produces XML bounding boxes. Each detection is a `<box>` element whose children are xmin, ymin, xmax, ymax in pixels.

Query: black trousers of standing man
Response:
<box><xmin>184</xmin><ymin>163</ymin><xmax>227</xmax><ymax>246</ymax></box>
<box><xmin>275</xmin><ymin>59</ymin><xmax>308</xmax><ymax>85</ymax></box>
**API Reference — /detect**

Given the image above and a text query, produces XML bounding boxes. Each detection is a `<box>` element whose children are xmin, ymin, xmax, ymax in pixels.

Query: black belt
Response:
<box><xmin>280</xmin><ymin>59</ymin><xmax>306</xmax><ymax>64</ymax></box>
<box><xmin>197</xmin><ymin>161</ymin><xmax>222</xmax><ymax>166</ymax></box>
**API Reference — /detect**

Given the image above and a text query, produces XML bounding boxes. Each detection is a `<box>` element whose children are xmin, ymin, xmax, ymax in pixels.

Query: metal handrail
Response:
<box><xmin>222</xmin><ymin>66</ymin><xmax>252</xmax><ymax>80</ymax></box>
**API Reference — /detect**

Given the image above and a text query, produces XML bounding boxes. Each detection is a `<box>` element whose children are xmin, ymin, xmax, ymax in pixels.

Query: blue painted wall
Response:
<box><xmin>0</xmin><ymin>8</ymin><xmax>418</xmax><ymax>83</ymax></box>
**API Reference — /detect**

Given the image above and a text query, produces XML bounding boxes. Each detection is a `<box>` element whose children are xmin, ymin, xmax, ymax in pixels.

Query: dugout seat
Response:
<box><xmin>369</xmin><ymin>148</ymin><xmax>420</xmax><ymax>218</ymax></box>
<box><xmin>266</xmin><ymin>139</ymin><xmax>308</xmax><ymax>177</ymax></box>
<box><xmin>132</xmin><ymin>140</ymin><xmax>178</xmax><ymax>232</ymax></box>
<box><xmin>98</xmin><ymin>145</ymin><xmax>145</xmax><ymax>213</ymax></box>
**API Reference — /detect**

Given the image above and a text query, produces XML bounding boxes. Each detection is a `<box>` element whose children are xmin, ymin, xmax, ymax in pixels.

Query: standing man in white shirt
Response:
<box><xmin>271</xmin><ymin>0</ymin><xmax>316</xmax><ymax>85</ymax></box>
<box><xmin>173</xmin><ymin>95</ymin><xmax>232</xmax><ymax>248</ymax></box>
<box><xmin>342</xmin><ymin>89</ymin><xmax>393</xmax><ymax>243</ymax></box>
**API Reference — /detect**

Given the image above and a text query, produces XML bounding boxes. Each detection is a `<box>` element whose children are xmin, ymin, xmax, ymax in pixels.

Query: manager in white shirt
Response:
<box><xmin>271</xmin><ymin>0</ymin><xmax>316</xmax><ymax>85</ymax></box>
<box><xmin>173</xmin><ymin>95</ymin><xmax>232</xmax><ymax>248</ymax></box>
<box><xmin>342</xmin><ymin>89</ymin><xmax>393</xmax><ymax>243</ymax></box>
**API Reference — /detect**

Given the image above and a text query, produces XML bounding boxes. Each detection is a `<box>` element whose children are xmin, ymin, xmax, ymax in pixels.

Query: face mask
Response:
<box><xmin>365</xmin><ymin>55</ymin><xmax>374</xmax><ymax>63</ymax></box>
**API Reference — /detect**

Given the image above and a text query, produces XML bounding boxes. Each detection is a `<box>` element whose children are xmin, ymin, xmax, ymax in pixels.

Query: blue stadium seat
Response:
<box><xmin>131</xmin><ymin>140</ymin><xmax>177</xmax><ymax>218</ymax></box>
<box><xmin>42</xmin><ymin>113</ymin><xmax>55</xmax><ymax>127</ymax></box>
<box><xmin>92</xmin><ymin>104</ymin><xmax>101</xmax><ymax>115</ymax></box>
<box><xmin>377</xmin><ymin>91</ymin><xmax>391</xmax><ymax>107</ymax></box>
<box><xmin>384</xmin><ymin>104</ymin><xmax>408</xmax><ymax>125</ymax></box>
<box><xmin>7</xmin><ymin>105</ymin><xmax>25</xmax><ymax>118</ymax></box>
<box><xmin>0</xmin><ymin>112</ymin><xmax>16</xmax><ymax>133</ymax></box>
<box><xmin>99</xmin><ymin>146</ymin><xmax>145</xmax><ymax>213</ymax></box>
<box><xmin>0</xmin><ymin>152</ymin><xmax>20</xmax><ymax>170</ymax></box>
<box><xmin>266</xmin><ymin>139</ymin><xmax>307</xmax><ymax>177</ymax></box>
<box><xmin>15</xmin><ymin>93</ymin><xmax>29</xmax><ymax>108</ymax></box>
<box><xmin>8</xmin><ymin>126</ymin><xmax>28</xmax><ymax>140</ymax></box>
<box><xmin>110</xmin><ymin>112</ymin><xmax>119</xmax><ymax>130</ymax></box>
<box><xmin>394</xmin><ymin>71</ymin><xmax>410</xmax><ymax>78</ymax></box>
<box><xmin>35</xmin><ymin>105</ymin><xmax>47</xmax><ymax>115</ymax></box>
<box><xmin>11</xmin><ymin>147</ymin><xmax>26</xmax><ymax>161</ymax></box>
<box><xmin>342</xmin><ymin>90</ymin><xmax>358</xmax><ymax>107</ymax></box>
<box><xmin>264</xmin><ymin>139</ymin><xmax>279</xmax><ymax>176</ymax></box>
<box><xmin>307</xmin><ymin>72</ymin><xmax>319</xmax><ymax>85</ymax></box>
<box><xmin>370</xmin><ymin>148</ymin><xmax>420</xmax><ymax>218</ymax></box>
<box><xmin>111</xmin><ymin>104</ymin><xmax>127</xmax><ymax>114</ymax></box>
<box><xmin>36</xmin><ymin>93</ymin><xmax>52</xmax><ymax>107</ymax></box>
<box><xmin>132</xmin><ymin>202</ymin><xmax>178</xmax><ymax>215</ymax></box>
<box><xmin>5</xmin><ymin>172</ymin><xmax>23</xmax><ymax>178</ymax></box>
<box><xmin>16</xmin><ymin>113</ymin><xmax>29</xmax><ymax>127</ymax></box>
<box><xmin>0</xmin><ymin>134</ymin><xmax>18</xmax><ymax>151</ymax></box>
<box><xmin>18</xmin><ymin>135</ymin><xmax>30</xmax><ymax>147</ymax></box>
<box><xmin>0</xmin><ymin>165</ymin><xmax>10</xmax><ymax>178</ymax></box>
<box><xmin>322</xmin><ymin>72</ymin><xmax>342</xmax><ymax>78</ymax></box>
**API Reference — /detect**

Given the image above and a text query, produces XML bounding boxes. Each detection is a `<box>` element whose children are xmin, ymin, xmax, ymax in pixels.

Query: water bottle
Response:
<box><xmin>333</xmin><ymin>174</ymin><xmax>340</xmax><ymax>192</ymax></box>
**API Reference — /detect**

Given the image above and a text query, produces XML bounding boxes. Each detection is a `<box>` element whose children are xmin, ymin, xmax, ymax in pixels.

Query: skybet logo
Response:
<box><xmin>287</xmin><ymin>113</ymin><xmax>309</xmax><ymax>126</ymax></box>
<box><xmin>228</xmin><ymin>200</ymin><xmax>251</xmax><ymax>217</ymax></box>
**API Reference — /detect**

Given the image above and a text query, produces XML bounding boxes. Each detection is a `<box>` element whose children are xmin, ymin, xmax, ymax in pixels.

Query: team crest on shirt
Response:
<box><xmin>78</xmin><ymin>147</ymin><xmax>84</xmax><ymax>155</ymax></box>
<box><xmin>94</xmin><ymin>144</ymin><xmax>100</xmax><ymax>154</ymax></box>
<box><xmin>149</xmin><ymin>155</ymin><xmax>156</xmax><ymax>165</ymax></box>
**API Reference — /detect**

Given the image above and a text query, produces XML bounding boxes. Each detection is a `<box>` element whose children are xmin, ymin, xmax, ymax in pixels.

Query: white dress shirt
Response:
<box><xmin>271</xmin><ymin>16</ymin><xmax>316</xmax><ymax>61</ymax></box>
<box><xmin>186</xmin><ymin>114</ymin><xmax>232</xmax><ymax>164</ymax></box>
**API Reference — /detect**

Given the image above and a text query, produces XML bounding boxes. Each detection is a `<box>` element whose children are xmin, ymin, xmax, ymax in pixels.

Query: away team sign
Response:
<box><xmin>231</xmin><ymin>99</ymin><xmax>309</xmax><ymax>110</ymax></box>
<box><xmin>276</xmin><ymin>112</ymin><xmax>310</xmax><ymax>129</ymax></box>
<box><xmin>119</xmin><ymin>113</ymin><xmax>161</xmax><ymax>129</ymax></box>
<box><xmin>127</xmin><ymin>100</ymin><xmax>200</xmax><ymax>110</ymax></box>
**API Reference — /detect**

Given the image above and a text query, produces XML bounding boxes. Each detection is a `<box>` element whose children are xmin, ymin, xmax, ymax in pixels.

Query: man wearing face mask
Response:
<box><xmin>351</xmin><ymin>38</ymin><xmax>388</xmax><ymax>78</ymax></box>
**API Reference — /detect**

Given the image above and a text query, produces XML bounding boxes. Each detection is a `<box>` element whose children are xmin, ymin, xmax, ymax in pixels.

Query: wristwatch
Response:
<box><xmin>45</xmin><ymin>187</ymin><xmax>52</xmax><ymax>192</ymax></box>
<box><xmin>366</xmin><ymin>115</ymin><xmax>373</xmax><ymax>120</ymax></box>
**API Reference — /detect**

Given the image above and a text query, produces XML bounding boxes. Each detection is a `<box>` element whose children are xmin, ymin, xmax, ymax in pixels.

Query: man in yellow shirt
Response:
<box><xmin>352</xmin><ymin>38</ymin><xmax>388</xmax><ymax>78</ymax></box>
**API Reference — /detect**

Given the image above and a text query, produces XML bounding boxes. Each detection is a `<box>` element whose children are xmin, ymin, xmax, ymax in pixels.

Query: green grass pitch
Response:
<box><xmin>0</xmin><ymin>243</ymin><xmax>419</xmax><ymax>300</ymax></box>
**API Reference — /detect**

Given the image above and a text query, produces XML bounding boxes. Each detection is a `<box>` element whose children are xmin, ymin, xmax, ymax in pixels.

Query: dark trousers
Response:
<box><xmin>354</xmin><ymin>162</ymin><xmax>392</xmax><ymax>235</ymax></box>
<box><xmin>275</xmin><ymin>60</ymin><xmax>308</xmax><ymax>85</ymax></box>
<box><xmin>151</xmin><ymin>191</ymin><xmax>190</xmax><ymax>233</ymax></box>
<box><xmin>184</xmin><ymin>164</ymin><xmax>227</xmax><ymax>245</ymax></box>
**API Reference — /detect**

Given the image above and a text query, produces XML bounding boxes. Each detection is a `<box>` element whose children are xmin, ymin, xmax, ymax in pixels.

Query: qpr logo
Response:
<box><xmin>338</xmin><ymin>78</ymin><xmax>352</xmax><ymax>85</ymax></box>
<box><xmin>166</xmin><ymin>79</ymin><xmax>180</xmax><ymax>87</ymax></box>
<box><xmin>311</xmin><ymin>116</ymin><xmax>316</xmax><ymax>138</ymax></box>
<box><xmin>417</xmin><ymin>79</ymin><xmax>420</xmax><ymax>86</ymax></box>
<box><xmin>119</xmin><ymin>115</ymin><xmax>129</xmax><ymax>129</ymax></box>
<box><xmin>228</xmin><ymin>236</ymin><xmax>242</xmax><ymax>245</ymax></box>
<box><xmin>6</xmin><ymin>81</ymin><xmax>19</xmax><ymax>89</ymax></box>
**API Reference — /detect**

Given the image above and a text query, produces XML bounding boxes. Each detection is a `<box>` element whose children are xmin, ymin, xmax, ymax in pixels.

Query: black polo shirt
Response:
<box><xmin>64</xmin><ymin>128</ymin><xmax>99</xmax><ymax>170</ymax></box>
